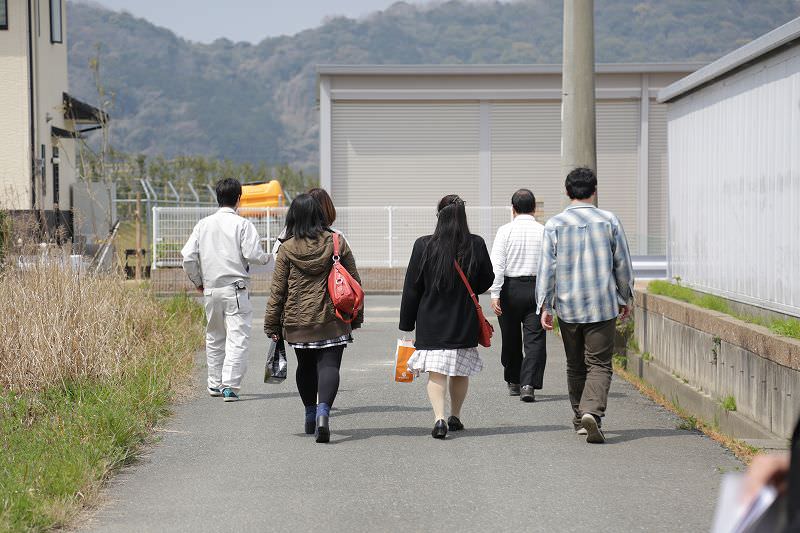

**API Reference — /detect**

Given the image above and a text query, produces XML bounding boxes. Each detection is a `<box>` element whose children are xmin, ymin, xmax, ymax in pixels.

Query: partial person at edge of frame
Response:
<box><xmin>399</xmin><ymin>194</ymin><xmax>494</xmax><ymax>439</ymax></box>
<box><xmin>264</xmin><ymin>193</ymin><xmax>363</xmax><ymax>444</ymax></box>
<box><xmin>536</xmin><ymin>167</ymin><xmax>635</xmax><ymax>444</ymax></box>
<box><xmin>490</xmin><ymin>188</ymin><xmax>547</xmax><ymax>402</ymax></box>
<box><xmin>181</xmin><ymin>177</ymin><xmax>272</xmax><ymax>402</ymax></box>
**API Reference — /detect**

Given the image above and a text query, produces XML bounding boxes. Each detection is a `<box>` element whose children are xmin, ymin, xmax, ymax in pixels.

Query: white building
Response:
<box><xmin>0</xmin><ymin>0</ymin><xmax>103</xmax><ymax>212</ymax></box>
<box><xmin>317</xmin><ymin>63</ymin><xmax>701</xmax><ymax>256</ymax></box>
<box><xmin>659</xmin><ymin>17</ymin><xmax>800</xmax><ymax>316</ymax></box>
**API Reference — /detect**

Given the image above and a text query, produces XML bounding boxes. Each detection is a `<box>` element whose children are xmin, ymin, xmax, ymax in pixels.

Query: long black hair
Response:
<box><xmin>284</xmin><ymin>193</ymin><xmax>330</xmax><ymax>240</ymax></box>
<box><xmin>419</xmin><ymin>194</ymin><xmax>476</xmax><ymax>292</ymax></box>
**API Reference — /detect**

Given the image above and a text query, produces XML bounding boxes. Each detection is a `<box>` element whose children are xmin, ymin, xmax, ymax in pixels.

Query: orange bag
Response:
<box><xmin>394</xmin><ymin>339</ymin><xmax>415</xmax><ymax>383</ymax></box>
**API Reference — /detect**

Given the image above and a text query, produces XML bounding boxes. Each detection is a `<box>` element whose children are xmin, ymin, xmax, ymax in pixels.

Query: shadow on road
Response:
<box><xmin>332</xmin><ymin>404</ymin><xmax>431</xmax><ymax>416</ymax></box>
<box><xmin>604</xmin><ymin>427</ymin><xmax>695</xmax><ymax>444</ymax></box>
<box><xmin>300</xmin><ymin>423</ymin><xmax>569</xmax><ymax>443</ymax></box>
<box><xmin>238</xmin><ymin>392</ymin><xmax>298</xmax><ymax>401</ymax></box>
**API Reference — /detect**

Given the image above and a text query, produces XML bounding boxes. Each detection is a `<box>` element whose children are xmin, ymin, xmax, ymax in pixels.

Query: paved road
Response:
<box><xmin>82</xmin><ymin>296</ymin><xmax>741</xmax><ymax>533</ymax></box>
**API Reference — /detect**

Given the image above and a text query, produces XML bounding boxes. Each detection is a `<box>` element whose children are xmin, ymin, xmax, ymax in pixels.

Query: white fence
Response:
<box><xmin>152</xmin><ymin>206</ymin><xmax>513</xmax><ymax>269</ymax></box>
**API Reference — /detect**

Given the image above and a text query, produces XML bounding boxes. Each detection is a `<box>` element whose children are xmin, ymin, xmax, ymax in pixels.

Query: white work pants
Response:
<box><xmin>203</xmin><ymin>285</ymin><xmax>252</xmax><ymax>393</ymax></box>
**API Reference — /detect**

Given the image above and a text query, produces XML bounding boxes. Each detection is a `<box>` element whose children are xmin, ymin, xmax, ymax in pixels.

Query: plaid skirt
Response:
<box><xmin>407</xmin><ymin>347</ymin><xmax>483</xmax><ymax>377</ymax></box>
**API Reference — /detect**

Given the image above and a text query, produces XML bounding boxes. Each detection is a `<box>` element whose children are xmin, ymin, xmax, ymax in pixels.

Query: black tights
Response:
<box><xmin>294</xmin><ymin>345</ymin><xmax>345</xmax><ymax>407</ymax></box>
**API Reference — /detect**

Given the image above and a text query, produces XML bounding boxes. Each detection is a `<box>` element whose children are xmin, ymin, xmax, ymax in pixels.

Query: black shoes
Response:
<box><xmin>447</xmin><ymin>416</ymin><xmax>465</xmax><ymax>431</ymax></box>
<box><xmin>508</xmin><ymin>383</ymin><xmax>521</xmax><ymax>396</ymax></box>
<box><xmin>431</xmin><ymin>419</ymin><xmax>448</xmax><ymax>439</ymax></box>
<box><xmin>315</xmin><ymin>415</ymin><xmax>330</xmax><ymax>443</ymax></box>
<box><xmin>520</xmin><ymin>386</ymin><xmax>536</xmax><ymax>402</ymax></box>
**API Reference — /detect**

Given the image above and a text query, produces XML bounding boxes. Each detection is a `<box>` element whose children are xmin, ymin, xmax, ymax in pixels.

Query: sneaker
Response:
<box><xmin>576</xmin><ymin>427</ymin><xmax>588</xmax><ymax>435</ymax></box>
<box><xmin>208</xmin><ymin>387</ymin><xmax>223</xmax><ymax>397</ymax></box>
<box><xmin>581</xmin><ymin>413</ymin><xmax>605</xmax><ymax>443</ymax></box>
<box><xmin>508</xmin><ymin>383</ymin><xmax>521</xmax><ymax>396</ymax></box>
<box><xmin>520</xmin><ymin>386</ymin><xmax>535</xmax><ymax>402</ymax></box>
<box><xmin>222</xmin><ymin>388</ymin><xmax>240</xmax><ymax>402</ymax></box>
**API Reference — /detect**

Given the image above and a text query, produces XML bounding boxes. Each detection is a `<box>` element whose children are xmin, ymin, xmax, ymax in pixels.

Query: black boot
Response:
<box><xmin>315</xmin><ymin>415</ymin><xmax>330</xmax><ymax>443</ymax></box>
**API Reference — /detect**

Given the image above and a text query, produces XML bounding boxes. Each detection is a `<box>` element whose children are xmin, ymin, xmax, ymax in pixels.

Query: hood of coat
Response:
<box><xmin>280</xmin><ymin>233</ymin><xmax>334</xmax><ymax>276</ymax></box>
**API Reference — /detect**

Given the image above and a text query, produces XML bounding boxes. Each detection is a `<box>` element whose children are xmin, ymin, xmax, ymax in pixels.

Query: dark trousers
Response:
<box><xmin>559</xmin><ymin>318</ymin><xmax>616</xmax><ymax>427</ymax></box>
<box><xmin>294</xmin><ymin>345</ymin><xmax>345</xmax><ymax>407</ymax></box>
<box><xmin>498</xmin><ymin>276</ymin><xmax>547</xmax><ymax>388</ymax></box>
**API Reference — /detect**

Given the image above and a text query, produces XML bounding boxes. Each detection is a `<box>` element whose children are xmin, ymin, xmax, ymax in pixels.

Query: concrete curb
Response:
<box><xmin>624</xmin><ymin>350</ymin><xmax>788</xmax><ymax>448</ymax></box>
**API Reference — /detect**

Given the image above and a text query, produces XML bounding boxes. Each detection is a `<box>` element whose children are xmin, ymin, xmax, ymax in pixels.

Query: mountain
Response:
<box><xmin>67</xmin><ymin>0</ymin><xmax>800</xmax><ymax>171</ymax></box>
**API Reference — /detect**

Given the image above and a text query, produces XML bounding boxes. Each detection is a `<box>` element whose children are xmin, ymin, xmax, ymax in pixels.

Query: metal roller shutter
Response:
<box><xmin>648</xmin><ymin>102</ymin><xmax>668</xmax><ymax>255</ymax></box>
<box><xmin>331</xmin><ymin>102</ymin><xmax>481</xmax><ymax>207</ymax></box>
<box><xmin>490</xmin><ymin>102</ymin><xmax>562</xmax><ymax>218</ymax></box>
<box><xmin>597</xmin><ymin>100</ymin><xmax>640</xmax><ymax>252</ymax></box>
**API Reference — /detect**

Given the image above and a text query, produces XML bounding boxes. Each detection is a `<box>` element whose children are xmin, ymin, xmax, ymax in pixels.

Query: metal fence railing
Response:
<box><xmin>152</xmin><ymin>206</ymin><xmax>513</xmax><ymax>269</ymax></box>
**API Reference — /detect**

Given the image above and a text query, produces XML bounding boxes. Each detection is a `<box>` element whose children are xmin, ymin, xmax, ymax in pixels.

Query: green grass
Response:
<box><xmin>641</xmin><ymin>352</ymin><xmax>653</xmax><ymax>362</ymax></box>
<box><xmin>648</xmin><ymin>280</ymin><xmax>800</xmax><ymax>341</ymax></box>
<box><xmin>0</xmin><ymin>294</ymin><xmax>203</xmax><ymax>533</ymax></box>
<box><xmin>721</xmin><ymin>395</ymin><xmax>737</xmax><ymax>412</ymax></box>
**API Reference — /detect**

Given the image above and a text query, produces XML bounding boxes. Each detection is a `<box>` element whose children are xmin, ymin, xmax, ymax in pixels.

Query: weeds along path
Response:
<box><xmin>0</xmin><ymin>262</ymin><xmax>204</xmax><ymax>533</ymax></box>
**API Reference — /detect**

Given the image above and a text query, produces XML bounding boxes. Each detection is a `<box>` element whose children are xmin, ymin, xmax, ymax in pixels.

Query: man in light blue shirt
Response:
<box><xmin>536</xmin><ymin>167</ymin><xmax>634</xmax><ymax>443</ymax></box>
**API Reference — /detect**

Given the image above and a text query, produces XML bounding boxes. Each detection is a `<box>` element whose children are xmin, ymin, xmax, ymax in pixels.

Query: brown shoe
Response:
<box><xmin>508</xmin><ymin>383</ymin><xmax>521</xmax><ymax>396</ymax></box>
<box><xmin>520</xmin><ymin>386</ymin><xmax>535</xmax><ymax>402</ymax></box>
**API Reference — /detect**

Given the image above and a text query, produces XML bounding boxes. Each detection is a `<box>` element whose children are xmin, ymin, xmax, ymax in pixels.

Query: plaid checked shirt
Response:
<box><xmin>535</xmin><ymin>203</ymin><xmax>635</xmax><ymax>324</ymax></box>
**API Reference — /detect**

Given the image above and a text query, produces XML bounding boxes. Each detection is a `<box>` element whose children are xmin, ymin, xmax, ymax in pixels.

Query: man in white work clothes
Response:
<box><xmin>181</xmin><ymin>178</ymin><xmax>271</xmax><ymax>402</ymax></box>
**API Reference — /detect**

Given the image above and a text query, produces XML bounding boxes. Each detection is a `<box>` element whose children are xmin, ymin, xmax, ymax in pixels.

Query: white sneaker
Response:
<box><xmin>208</xmin><ymin>387</ymin><xmax>223</xmax><ymax>397</ymax></box>
<box><xmin>576</xmin><ymin>427</ymin><xmax>588</xmax><ymax>435</ymax></box>
<box><xmin>581</xmin><ymin>413</ymin><xmax>605</xmax><ymax>444</ymax></box>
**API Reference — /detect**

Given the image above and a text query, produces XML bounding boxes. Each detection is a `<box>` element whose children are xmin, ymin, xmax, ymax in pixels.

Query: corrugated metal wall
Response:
<box><xmin>331</xmin><ymin>97</ymin><xmax>670</xmax><ymax>256</ymax></box>
<box><xmin>648</xmin><ymin>103</ymin><xmax>668</xmax><ymax>255</ymax></box>
<box><xmin>667</xmin><ymin>46</ymin><xmax>800</xmax><ymax>316</ymax></box>
<box><xmin>332</xmin><ymin>103</ymin><xmax>481</xmax><ymax>206</ymax></box>
<box><xmin>490</xmin><ymin>102</ymin><xmax>561</xmax><ymax>217</ymax></box>
<box><xmin>597</xmin><ymin>100</ymin><xmax>640</xmax><ymax>252</ymax></box>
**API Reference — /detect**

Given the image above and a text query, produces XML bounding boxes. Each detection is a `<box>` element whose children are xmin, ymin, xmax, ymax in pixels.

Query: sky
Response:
<box><xmin>82</xmin><ymin>0</ymin><xmax>415</xmax><ymax>43</ymax></box>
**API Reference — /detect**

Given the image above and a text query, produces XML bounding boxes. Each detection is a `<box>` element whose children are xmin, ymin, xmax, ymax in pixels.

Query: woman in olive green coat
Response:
<box><xmin>264</xmin><ymin>193</ymin><xmax>362</xmax><ymax>443</ymax></box>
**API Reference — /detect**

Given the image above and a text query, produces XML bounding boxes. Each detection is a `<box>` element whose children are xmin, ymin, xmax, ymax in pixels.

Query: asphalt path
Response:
<box><xmin>82</xmin><ymin>295</ymin><xmax>741</xmax><ymax>532</ymax></box>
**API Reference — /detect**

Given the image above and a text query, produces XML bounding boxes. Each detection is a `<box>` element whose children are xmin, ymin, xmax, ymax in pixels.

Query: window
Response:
<box><xmin>0</xmin><ymin>0</ymin><xmax>8</xmax><ymax>30</ymax></box>
<box><xmin>52</xmin><ymin>146</ymin><xmax>60</xmax><ymax>206</ymax></box>
<box><xmin>49</xmin><ymin>0</ymin><xmax>62</xmax><ymax>43</ymax></box>
<box><xmin>41</xmin><ymin>145</ymin><xmax>47</xmax><ymax>197</ymax></box>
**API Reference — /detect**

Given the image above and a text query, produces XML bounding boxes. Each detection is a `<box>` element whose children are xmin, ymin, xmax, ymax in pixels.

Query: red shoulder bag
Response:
<box><xmin>327</xmin><ymin>233</ymin><xmax>364</xmax><ymax>324</ymax></box>
<box><xmin>454</xmin><ymin>261</ymin><xmax>493</xmax><ymax>347</ymax></box>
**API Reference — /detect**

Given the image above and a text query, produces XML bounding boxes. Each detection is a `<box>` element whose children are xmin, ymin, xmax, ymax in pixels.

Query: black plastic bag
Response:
<box><xmin>264</xmin><ymin>338</ymin><xmax>288</xmax><ymax>383</ymax></box>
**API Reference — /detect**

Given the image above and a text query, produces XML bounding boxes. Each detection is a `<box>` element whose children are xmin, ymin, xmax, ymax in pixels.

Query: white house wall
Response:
<box><xmin>667</xmin><ymin>45</ymin><xmax>800</xmax><ymax>316</ymax></box>
<box><xmin>0</xmin><ymin>0</ymin><xmax>32</xmax><ymax>208</ymax></box>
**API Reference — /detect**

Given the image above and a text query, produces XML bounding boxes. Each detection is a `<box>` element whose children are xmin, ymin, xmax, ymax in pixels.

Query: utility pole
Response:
<box><xmin>561</xmin><ymin>0</ymin><xmax>597</xmax><ymax>206</ymax></box>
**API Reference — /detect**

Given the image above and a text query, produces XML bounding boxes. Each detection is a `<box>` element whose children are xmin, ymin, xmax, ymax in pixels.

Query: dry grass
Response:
<box><xmin>0</xmin><ymin>249</ymin><xmax>204</xmax><ymax>532</ymax></box>
<box><xmin>0</xmin><ymin>260</ymin><xmax>174</xmax><ymax>392</ymax></box>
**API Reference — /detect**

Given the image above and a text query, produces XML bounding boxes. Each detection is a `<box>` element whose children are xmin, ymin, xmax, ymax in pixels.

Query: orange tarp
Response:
<box><xmin>240</xmin><ymin>180</ymin><xmax>284</xmax><ymax>208</ymax></box>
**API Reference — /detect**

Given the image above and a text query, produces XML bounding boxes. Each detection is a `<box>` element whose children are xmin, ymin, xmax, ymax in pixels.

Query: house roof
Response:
<box><xmin>658</xmin><ymin>16</ymin><xmax>800</xmax><ymax>103</ymax></box>
<box><xmin>316</xmin><ymin>63</ymin><xmax>704</xmax><ymax>76</ymax></box>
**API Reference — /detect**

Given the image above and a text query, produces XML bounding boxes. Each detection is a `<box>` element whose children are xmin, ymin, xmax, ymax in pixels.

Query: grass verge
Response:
<box><xmin>612</xmin><ymin>360</ymin><xmax>759</xmax><ymax>463</ymax></box>
<box><xmin>0</xmin><ymin>293</ymin><xmax>203</xmax><ymax>533</ymax></box>
<box><xmin>648</xmin><ymin>280</ymin><xmax>800</xmax><ymax>341</ymax></box>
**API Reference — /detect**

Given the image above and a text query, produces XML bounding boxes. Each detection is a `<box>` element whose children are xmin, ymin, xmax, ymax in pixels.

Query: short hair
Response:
<box><xmin>215</xmin><ymin>178</ymin><xmax>242</xmax><ymax>207</ymax></box>
<box><xmin>511</xmin><ymin>189</ymin><xmax>536</xmax><ymax>214</ymax></box>
<box><xmin>565</xmin><ymin>167</ymin><xmax>597</xmax><ymax>200</ymax></box>
<box><xmin>308</xmin><ymin>187</ymin><xmax>337</xmax><ymax>226</ymax></box>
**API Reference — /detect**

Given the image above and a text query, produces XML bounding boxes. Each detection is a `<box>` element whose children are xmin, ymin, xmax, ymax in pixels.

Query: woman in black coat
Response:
<box><xmin>399</xmin><ymin>194</ymin><xmax>494</xmax><ymax>439</ymax></box>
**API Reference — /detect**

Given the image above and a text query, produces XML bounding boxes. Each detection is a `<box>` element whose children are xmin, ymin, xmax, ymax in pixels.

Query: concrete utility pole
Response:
<box><xmin>561</xmin><ymin>0</ymin><xmax>597</xmax><ymax>205</ymax></box>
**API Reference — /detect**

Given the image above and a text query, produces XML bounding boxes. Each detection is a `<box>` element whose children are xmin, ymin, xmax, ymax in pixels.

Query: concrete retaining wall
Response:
<box><xmin>634</xmin><ymin>290</ymin><xmax>800</xmax><ymax>440</ymax></box>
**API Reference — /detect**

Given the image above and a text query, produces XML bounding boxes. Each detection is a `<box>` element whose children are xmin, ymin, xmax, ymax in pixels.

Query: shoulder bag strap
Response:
<box><xmin>332</xmin><ymin>232</ymin><xmax>340</xmax><ymax>262</ymax></box>
<box><xmin>454</xmin><ymin>260</ymin><xmax>480</xmax><ymax>308</ymax></box>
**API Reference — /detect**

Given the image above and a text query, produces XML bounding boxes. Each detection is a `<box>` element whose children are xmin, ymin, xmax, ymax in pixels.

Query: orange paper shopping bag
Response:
<box><xmin>394</xmin><ymin>339</ymin><xmax>415</xmax><ymax>383</ymax></box>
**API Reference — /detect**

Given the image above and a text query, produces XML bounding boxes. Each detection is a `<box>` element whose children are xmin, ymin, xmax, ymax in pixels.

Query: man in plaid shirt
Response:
<box><xmin>536</xmin><ymin>167</ymin><xmax>634</xmax><ymax>443</ymax></box>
